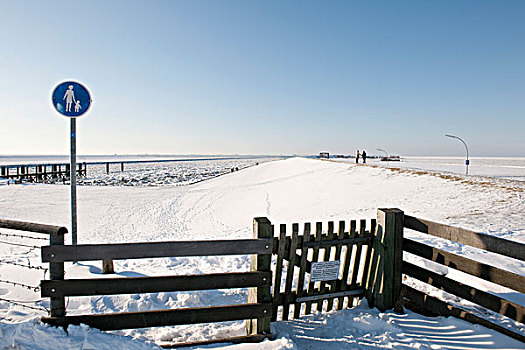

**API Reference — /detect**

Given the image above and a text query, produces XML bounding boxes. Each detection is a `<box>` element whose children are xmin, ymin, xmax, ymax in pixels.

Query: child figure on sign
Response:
<box><xmin>74</xmin><ymin>100</ymin><xmax>82</xmax><ymax>113</ymax></box>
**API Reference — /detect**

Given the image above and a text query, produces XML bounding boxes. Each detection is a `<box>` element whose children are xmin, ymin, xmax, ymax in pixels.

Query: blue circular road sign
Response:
<box><xmin>52</xmin><ymin>81</ymin><xmax>92</xmax><ymax>117</ymax></box>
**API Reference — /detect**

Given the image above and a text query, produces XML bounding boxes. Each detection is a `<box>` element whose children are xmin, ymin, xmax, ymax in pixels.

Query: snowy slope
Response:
<box><xmin>0</xmin><ymin>157</ymin><xmax>524</xmax><ymax>349</ymax></box>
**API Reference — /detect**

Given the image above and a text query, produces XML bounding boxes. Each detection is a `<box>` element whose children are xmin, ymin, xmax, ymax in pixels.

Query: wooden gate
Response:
<box><xmin>271</xmin><ymin>217</ymin><xmax>376</xmax><ymax>321</ymax></box>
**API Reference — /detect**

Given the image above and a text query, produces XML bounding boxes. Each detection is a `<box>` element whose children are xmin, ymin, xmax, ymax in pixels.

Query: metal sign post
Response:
<box><xmin>70</xmin><ymin>118</ymin><xmax>77</xmax><ymax>245</ymax></box>
<box><xmin>52</xmin><ymin>81</ymin><xmax>92</xmax><ymax>245</ymax></box>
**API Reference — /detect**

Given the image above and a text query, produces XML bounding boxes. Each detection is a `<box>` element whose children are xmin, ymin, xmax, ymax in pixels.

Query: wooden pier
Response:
<box><xmin>0</xmin><ymin>163</ymin><xmax>87</xmax><ymax>183</ymax></box>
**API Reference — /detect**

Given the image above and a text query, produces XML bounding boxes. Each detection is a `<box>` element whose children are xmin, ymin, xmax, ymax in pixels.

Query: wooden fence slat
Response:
<box><xmin>364</xmin><ymin>219</ymin><xmax>382</xmax><ymax>308</ymax></box>
<box><xmin>326</xmin><ymin>221</ymin><xmax>345</xmax><ymax>311</ymax></box>
<box><xmin>42</xmin><ymin>303</ymin><xmax>272</xmax><ymax>331</ymax></box>
<box><xmin>294</xmin><ymin>223</ymin><xmax>311</xmax><ymax>319</ymax></box>
<box><xmin>305</xmin><ymin>222</ymin><xmax>323</xmax><ymax>314</ymax></box>
<box><xmin>316</xmin><ymin>221</ymin><xmax>334</xmax><ymax>312</ymax></box>
<box><xmin>271</xmin><ymin>224</ymin><xmax>287</xmax><ymax>321</ymax></box>
<box><xmin>282</xmin><ymin>224</ymin><xmax>299</xmax><ymax>320</ymax></box>
<box><xmin>405</xmin><ymin>238</ymin><xmax>525</xmax><ymax>293</ymax></box>
<box><xmin>402</xmin><ymin>286</ymin><xmax>525</xmax><ymax>343</ymax></box>
<box><xmin>403</xmin><ymin>262</ymin><xmax>524</xmax><ymax>323</ymax></box>
<box><xmin>404</xmin><ymin>215</ymin><xmax>524</xmax><ymax>262</ymax></box>
<box><xmin>337</xmin><ymin>220</ymin><xmax>355</xmax><ymax>310</ymax></box>
<box><xmin>41</xmin><ymin>272</ymin><xmax>272</xmax><ymax>297</ymax></box>
<box><xmin>359</xmin><ymin>219</ymin><xmax>375</xmax><ymax>290</ymax></box>
<box><xmin>349</xmin><ymin>220</ymin><xmax>364</xmax><ymax>287</ymax></box>
<box><xmin>42</xmin><ymin>239</ymin><xmax>273</xmax><ymax>262</ymax></box>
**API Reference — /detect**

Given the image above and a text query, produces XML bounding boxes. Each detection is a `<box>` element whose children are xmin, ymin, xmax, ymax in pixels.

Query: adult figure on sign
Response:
<box><xmin>63</xmin><ymin>85</ymin><xmax>76</xmax><ymax>112</ymax></box>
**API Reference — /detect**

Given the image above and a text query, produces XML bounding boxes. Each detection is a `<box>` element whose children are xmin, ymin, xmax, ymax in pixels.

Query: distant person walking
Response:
<box><xmin>362</xmin><ymin>150</ymin><xmax>367</xmax><ymax>164</ymax></box>
<box><xmin>356</xmin><ymin>150</ymin><xmax>360</xmax><ymax>163</ymax></box>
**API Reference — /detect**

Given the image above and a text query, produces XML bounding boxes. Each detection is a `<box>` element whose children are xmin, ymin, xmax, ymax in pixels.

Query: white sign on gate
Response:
<box><xmin>310</xmin><ymin>260</ymin><xmax>341</xmax><ymax>282</ymax></box>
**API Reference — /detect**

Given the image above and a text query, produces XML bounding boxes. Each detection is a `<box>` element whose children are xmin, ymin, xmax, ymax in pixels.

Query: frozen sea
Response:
<box><xmin>0</xmin><ymin>155</ymin><xmax>286</xmax><ymax>186</ymax></box>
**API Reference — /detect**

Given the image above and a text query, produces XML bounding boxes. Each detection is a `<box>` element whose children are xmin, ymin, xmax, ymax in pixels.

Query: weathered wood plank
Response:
<box><xmin>160</xmin><ymin>334</ymin><xmax>268</xmax><ymax>348</ymax></box>
<box><xmin>305</xmin><ymin>223</ymin><xmax>323</xmax><ymax>314</ymax></box>
<box><xmin>275</xmin><ymin>288</ymin><xmax>365</xmax><ymax>304</ymax></box>
<box><xmin>403</xmin><ymin>285</ymin><xmax>525</xmax><ymax>343</ymax></box>
<box><xmin>364</xmin><ymin>217</ymin><xmax>383</xmax><ymax>308</ymax></box>
<box><xmin>102</xmin><ymin>260</ymin><xmax>114</xmax><ymax>274</ymax></box>
<box><xmin>271</xmin><ymin>224</ymin><xmax>287</xmax><ymax>321</ymax></box>
<box><xmin>294</xmin><ymin>223</ymin><xmax>311</xmax><ymax>319</ymax></box>
<box><xmin>41</xmin><ymin>272</ymin><xmax>272</xmax><ymax>297</ymax></box>
<box><xmin>42</xmin><ymin>303</ymin><xmax>272</xmax><ymax>331</ymax></box>
<box><xmin>403</xmin><ymin>262</ymin><xmax>524</xmax><ymax>323</ymax></box>
<box><xmin>42</xmin><ymin>239</ymin><xmax>273</xmax><ymax>262</ymax></box>
<box><xmin>405</xmin><ymin>238</ymin><xmax>525</xmax><ymax>293</ymax></box>
<box><xmin>303</xmin><ymin>236</ymin><xmax>371</xmax><ymax>248</ymax></box>
<box><xmin>247</xmin><ymin>218</ymin><xmax>273</xmax><ymax>336</ymax></box>
<box><xmin>316</xmin><ymin>221</ymin><xmax>334</xmax><ymax>312</ymax></box>
<box><xmin>282</xmin><ymin>224</ymin><xmax>299</xmax><ymax>320</ymax></box>
<box><xmin>49</xmin><ymin>231</ymin><xmax>65</xmax><ymax>318</ymax></box>
<box><xmin>404</xmin><ymin>215</ymin><xmax>524</xmax><ymax>262</ymax></box>
<box><xmin>0</xmin><ymin>219</ymin><xmax>67</xmax><ymax>236</ymax></box>
<box><xmin>326</xmin><ymin>221</ymin><xmax>345</xmax><ymax>311</ymax></box>
<box><xmin>337</xmin><ymin>220</ymin><xmax>355</xmax><ymax>310</ymax></box>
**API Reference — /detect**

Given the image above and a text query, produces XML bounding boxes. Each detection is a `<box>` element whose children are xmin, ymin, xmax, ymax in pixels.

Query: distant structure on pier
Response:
<box><xmin>319</xmin><ymin>152</ymin><xmax>330</xmax><ymax>159</ymax></box>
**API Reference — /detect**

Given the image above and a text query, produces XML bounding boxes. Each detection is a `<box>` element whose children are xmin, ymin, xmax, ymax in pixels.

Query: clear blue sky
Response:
<box><xmin>1</xmin><ymin>1</ymin><xmax>524</xmax><ymax>156</ymax></box>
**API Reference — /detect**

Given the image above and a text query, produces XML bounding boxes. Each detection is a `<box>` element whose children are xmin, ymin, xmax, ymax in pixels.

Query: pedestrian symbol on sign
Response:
<box><xmin>63</xmin><ymin>85</ymin><xmax>76</xmax><ymax>112</ymax></box>
<box><xmin>52</xmin><ymin>81</ymin><xmax>91</xmax><ymax>118</ymax></box>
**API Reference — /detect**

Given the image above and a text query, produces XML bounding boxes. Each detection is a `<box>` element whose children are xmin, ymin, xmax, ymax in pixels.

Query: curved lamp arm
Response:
<box><xmin>445</xmin><ymin>134</ymin><xmax>469</xmax><ymax>174</ymax></box>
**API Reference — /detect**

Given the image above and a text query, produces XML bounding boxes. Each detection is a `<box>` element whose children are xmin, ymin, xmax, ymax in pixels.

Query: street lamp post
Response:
<box><xmin>445</xmin><ymin>134</ymin><xmax>469</xmax><ymax>175</ymax></box>
<box><xmin>377</xmin><ymin>148</ymin><xmax>388</xmax><ymax>157</ymax></box>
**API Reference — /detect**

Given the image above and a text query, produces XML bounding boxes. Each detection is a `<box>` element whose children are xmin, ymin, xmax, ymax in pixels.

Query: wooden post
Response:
<box><xmin>102</xmin><ymin>260</ymin><xmax>114</xmax><ymax>274</ymax></box>
<box><xmin>49</xmin><ymin>228</ymin><xmax>67</xmax><ymax>317</ymax></box>
<box><xmin>365</xmin><ymin>208</ymin><xmax>403</xmax><ymax>311</ymax></box>
<box><xmin>121</xmin><ymin>162</ymin><xmax>124</xmax><ymax>172</ymax></box>
<box><xmin>1</xmin><ymin>166</ymin><xmax>6</xmax><ymax>177</ymax></box>
<box><xmin>83</xmin><ymin>162</ymin><xmax>87</xmax><ymax>176</ymax></box>
<box><xmin>106</xmin><ymin>162</ymin><xmax>110</xmax><ymax>174</ymax></box>
<box><xmin>247</xmin><ymin>217</ymin><xmax>272</xmax><ymax>336</ymax></box>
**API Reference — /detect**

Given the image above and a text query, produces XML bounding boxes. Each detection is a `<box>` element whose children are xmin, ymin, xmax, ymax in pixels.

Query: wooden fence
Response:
<box><xmin>1</xmin><ymin>218</ymin><xmax>273</xmax><ymax>347</ymax></box>
<box><xmin>401</xmin><ymin>213</ymin><xmax>525</xmax><ymax>342</ymax></box>
<box><xmin>2</xmin><ymin>210</ymin><xmax>524</xmax><ymax>344</ymax></box>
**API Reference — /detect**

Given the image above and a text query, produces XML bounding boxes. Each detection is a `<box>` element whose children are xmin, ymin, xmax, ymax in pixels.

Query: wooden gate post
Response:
<box><xmin>247</xmin><ymin>217</ymin><xmax>272</xmax><ymax>336</ymax></box>
<box><xmin>49</xmin><ymin>228</ymin><xmax>67</xmax><ymax>317</ymax></box>
<box><xmin>365</xmin><ymin>208</ymin><xmax>403</xmax><ymax>311</ymax></box>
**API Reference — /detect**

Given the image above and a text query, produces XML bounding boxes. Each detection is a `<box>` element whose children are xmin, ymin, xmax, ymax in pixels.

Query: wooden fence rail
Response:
<box><xmin>402</xmin><ymin>213</ymin><xmax>525</xmax><ymax>342</ymax></box>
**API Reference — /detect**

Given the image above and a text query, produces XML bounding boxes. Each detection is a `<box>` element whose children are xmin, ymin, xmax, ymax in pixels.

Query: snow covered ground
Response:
<box><xmin>0</xmin><ymin>157</ymin><xmax>524</xmax><ymax>349</ymax></box>
<box><xmin>369</xmin><ymin>156</ymin><xmax>525</xmax><ymax>181</ymax></box>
